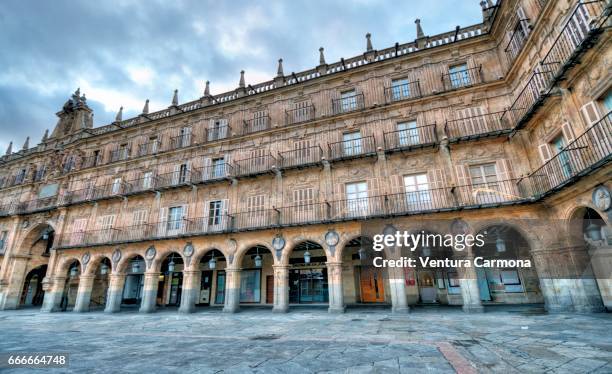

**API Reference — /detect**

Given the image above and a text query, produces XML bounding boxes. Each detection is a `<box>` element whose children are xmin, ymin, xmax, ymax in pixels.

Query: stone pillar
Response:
<box><xmin>179</xmin><ymin>270</ymin><xmax>201</xmax><ymax>313</ymax></box>
<box><xmin>588</xmin><ymin>242</ymin><xmax>612</xmax><ymax>311</ymax></box>
<box><xmin>387</xmin><ymin>265</ymin><xmax>410</xmax><ymax>313</ymax></box>
<box><xmin>105</xmin><ymin>273</ymin><xmax>126</xmax><ymax>313</ymax></box>
<box><xmin>139</xmin><ymin>272</ymin><xmax>160</xmax><ymax>313</ymax></box>
<box><xmin>326</xmin><ymin>261</ymin><xmax>345</xmax><ymax>313</ymax></box>
<box><xmin>41</xmin><ymin>276</ymin><xmax>67</xmax><ymax>312</ymax></box>
<box><xmin>456</xmin><ymin>253</ymin><xmax>483</xmax><ymax>313</ymax></box>
<box><xmin>0</xmin><ymin>256</ymin><xmax>28</xmax><ymax>310</ymax></box>
<box><xmin>272</xmin><ymin>265</ymin><xmax>289</xmax><ymax>313</ymax></box>
<box><xmin>223</xmin><ymin>268</ymin><xmax>241</xmax><ymax>313</ymax></box>
<box><xmin>73</xmin><ymin>275</ymin><xmax>95</xmax><ymax>313</ymax></box>
<box><xmin>532</xmin><ymin>246</ymin><xmax>604</xmax><ymax>313</ymax></box>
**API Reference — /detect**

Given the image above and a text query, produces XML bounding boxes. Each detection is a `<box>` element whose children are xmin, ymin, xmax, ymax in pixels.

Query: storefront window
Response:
<box><xmin>215</xmin><ymin>271</ymin><xmax>226</xmax><ymax>304</ymax></box>
<box><xmin>289</xmin><ymin>268</ymin><xmax>328</xmax><ymax>303</ymax></box>
<box><xmin>239</xmin><ymin>269</ymin><xmax>261</xmax><ymax>303</ymax></box>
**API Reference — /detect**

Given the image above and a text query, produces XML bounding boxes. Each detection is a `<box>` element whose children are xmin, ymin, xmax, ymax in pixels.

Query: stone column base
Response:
<box><xmin>462</xmin><ymin>304</ymin><xmax>484</xmax><ymax>313</ymax></box>
<box><xmin>392</xmin><ymin>306</ymin><xmax>411</xmax><ymax>314</ymax></box>
<box><xmin>272</xmin><ymin>305</ymin><xmax>289</xmax><ymax>313</ymax></box>
<box><xmin>328</xmin><ymin>305</ymin><xmax>346</xmax><ymax>313</ymax></box>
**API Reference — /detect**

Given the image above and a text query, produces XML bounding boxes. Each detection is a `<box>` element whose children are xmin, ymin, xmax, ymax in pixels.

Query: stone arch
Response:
<box><xmin>566</xmin><ymin>205</ymin><xmax>609</xmax><ymax>245</ymax></box>
<box><xmin>470</xmin><ymin>219</ymin><xmax>539</xmax><ymax>252</ymax></box>
<box><xmin>13</xmin><ymin>222</ymin><xmax>58</xmax><ymax>257</ymax></box>
<box><xmin>233</xmin><ymin>240</ymin><xmax>276</xmax><ymax>268</ymax></box>
<box><xmin>85</xmin><ymin>254</ymin><xmax>113</xmax><ymax>276</ymax></box>
<box><xmin>193</xmin><ymin>246</ymin><xmax>230</xmax><ymax>267</ymax></box>
<box><xmin>57</xmin><ymin>256</ymin><xmax>81</xmax><ymax>277</ymax></box>
<box><xmin>282</xmin><ymin>236</ymin><xmax>328</xmax><ymax>266</ymax></box>
<box><xmin>336</xmin><ymin>233</ymin><xmax>369</xmax><ymax>261</ymax></box>
<box><xmin>151</xmin><ymin>250</ymin><xmax>186</xmax><ymax>273</ymax></box>
<box><xmin>116</xmin><ymin>253</ymin><xmax>146</xmax><ymax>274</ymax></box>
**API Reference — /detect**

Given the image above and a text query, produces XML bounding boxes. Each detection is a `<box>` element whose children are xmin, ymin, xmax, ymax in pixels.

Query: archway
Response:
<box><xmin>19</xmin><ymin>265</ymin><xmax>47</xmax><ymax>307</ymax></box>
<box><xmin>288</xmin><ymin>241</ymin><xmax>328</xmax><ymax>305</ymax></box>
<box><xmin>157</xmin><ymin>252</ymin><xmax>184</xmax><ymax>307</ymax></box>
<box><xmin>60</xmin><ymin>260</ymin><xmax>81</xmax><ymax>311</ymax></box>
<box><xmin>89</xmin><ymin>257</ymin><xmax>111</xmax><ymax>310</ymax></box>
<box><xmin>341</xmin><ymin>237</ymin><xmax>388</xmax><ymax>305</ymax></box>
<box><xmin>240</xmin><ymin>245</ymin><xmax>274</xmax><ymax>305</ymax></box>
<box><xmin>197</xmin><ymin>249</ymin><xmax>227</xmax><ymax>307</ymax></box>
<box><xmin>120</xmin><ymin>255</ymin><xmax>145</xmax><ymax>310</ymax></box>
<box><xmin>473</xmin><ymin>225</ymin><xmax>543</xmax><ymax>305</ymax></box>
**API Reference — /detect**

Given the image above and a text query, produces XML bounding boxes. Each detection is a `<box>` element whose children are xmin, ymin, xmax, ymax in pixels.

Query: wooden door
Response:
<box><xmin>266</xmin><ymin>275</ymin><xmax>274</xmax><ymax>304</ymax></box>
<box><xmin>359</xmin><ymin>266</ymin><xmax>385</xmax><ymax>303</ymax></box>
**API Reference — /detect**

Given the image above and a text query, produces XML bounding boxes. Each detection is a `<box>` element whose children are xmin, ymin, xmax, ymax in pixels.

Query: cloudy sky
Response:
<box><xmin>0</xmin><ymin>0</ymin><xmax>483</xmax><ymax>153</ymax></box>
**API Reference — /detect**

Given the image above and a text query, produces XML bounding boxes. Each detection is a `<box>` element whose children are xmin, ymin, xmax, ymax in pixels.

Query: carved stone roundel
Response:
<box><xmin>325</xmin><ymin>230</ymin><xmax>340</xmax><ymax>247</ymax></box>
<box><xmin>183</xmin><ymin>243</ymin><xmax>194</xmax><ymax>257</ymax></box>
<box><xmin>112</xmin><ymin>249</ymin><xmax>122</xmax><ymax>263</ymax></box>
<box><xmin>82</xmin><ymin>252</ymin><xmax>91</xmax><ymax>265</ymax></box>
<box><xmin>145</xmin><ymin>246</ymin><xmax>156</xmax><ymax>260</ymax></box>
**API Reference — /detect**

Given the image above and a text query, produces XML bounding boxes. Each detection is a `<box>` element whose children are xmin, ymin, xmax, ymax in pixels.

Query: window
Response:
<box><xmin>449</xmin><ymin>63</ymin><xmax>470</xmax><ymax>88</ymax></box>
<box><xmin>295</xmin><ymin>139</ymin><xmax>312</xmax><ymax>160</ymax></box>
<box><xmin>208</xmin><ymin>119</ymin><xmax>228</xmax><ymax>141</ymax></box>
<box><xmin>293</xmin><ymin>188</ymin><xmax>314</xmax><ymax>216</ymax></box>
<box><xmin>208</xmin><ymin>200</ymin><xmax>223</xmax><ymax>226</ymax></box>
<box><xmin>391</xmin><ymin>78</ymin><xmax>410</xmax><ymax>101</ymax></box>
<box><xmin>211</xmin><ymin>158</ymin><xmax>226</xmax><ymax>178</ymax></box>
<box><xmin>178</xmin><ymin>164</ymin><xmax>188</xmax><ymax>184</ymax></box>
<box><xmin>345</xmin><ymin>182</ymin><xmax>368</xmax><ymax>216</ymax></box>
<box><xmin>111</xmin><ymin>177</ymin><xmax>122</xmax><ymax>194</ymax></box>
<box><xmin>252</xmin><ymin>111</ymin><xmax>268</xmax><ymax>132</ymax></box>
<box><xmin>292</xmin><ymin>101</ymin><xmax>312</xmax><ymax>123</ymax></box>
<box><xmin>35</xmin><ymin>165</ymin><xmax>47</xmax><ymax>181</ymax></box>
<box><xmin>167</xmin><ymin>206</ymin><xmax>184</xmax><ymax>231</ymax></box>
<box><xmin>132</xmin><ymin>210</ymin><xmax>148</xmax><ymax>226</ymax></box>
<box><xmin>93</xmin><ymin>150</ymin><xmax>101</xmax><ymax>166</ymax></box>
<box><xmin>340</xmin><ymin>90</ymin><xmax>357</xmax><ymax>112</ymax></box>
<box><xmin>0</xmin><ymin>231</ymin><xmax>8</xmax><ymax>252</ymax></box>
<box><xmin>404</xmin><ymin>174</ymin><xmax>431</xmax><ymax>209</ymax></box>
<box><xmin>551</xmin><ymin>134</ymin><xmax>572</xmax><ymax>178</ymax></box>
<box><xmin>603</xmin><ymin>90</ymin><xmax>612</xmax><ymax>112</ymax></box>
<box><xmin>179</xmin><ymin>127</ymin><xmax>192</xmax><ymax>147</ymax></box>
<box><xmin>239</xmin><ymin>269</ymin><xmax>261</xmax><ymax>303</ymax></box>
<box><xmin>15</xmin><ymin>169</ymin><xmax>26</xmax><ymax>184</ymax></box>
<box><xmin>142</xmin><ymin>171</ymin><xmax>153</xmax><ymax>189</ymax></box>
<box><xmin>397</xmin><ymin>121</ymin><xmax>419</xmax><ymax>146</ymax></box>
<box><xmin>343</xmin><ymin>131</ymin><xmax>362</xmax><ymax>156</ymax></box>
<box><xmin>469</xmin><ymin>163</ymin><xmax>501</xmax><ymax>203</ymax></box>
<box><xmin>70</xmin><ymin>218</ymin><xmax>88</xmax><ymax>245</ymax></box>
<box><xmin>150</xmin><ymin>137</ymin><xmax>159</xmax><ymax>154</ymax></box>
<box><xmin>215</xmin><ymin>271</ymin><xmax>226</xmax><ymax>304</ymax></box>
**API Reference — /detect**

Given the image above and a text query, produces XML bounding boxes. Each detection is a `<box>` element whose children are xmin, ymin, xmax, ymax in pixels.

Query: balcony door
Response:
<box><xmin>551</xmin><ymin>135</ymin><xmax>572</xmax><ymax>179</ymax></box>
<box><xmin>397</xmin><ymin>121</ymin><xmax>419</xmax><ymax>146</ymax></box>
<box><xmin>469</xmin><ymin>163</ymin><xmax>501</xmax><ymax>204</ymax></box>
<box><xmin>340</xmin><ymin>90</ymin><xmax>357</xmax><ymax>112</ymax></box>
<box><xmin>166</xmin><ymin>206</ymin><xmax>185</xmax><ymax>236</ymax></box>
<box><xmin>345</xmin><ymin>182</ymin><xmax>368</xmax><ymax>217</ymax></box>
<box><xmin>391</xmin><ymin>78</ymin><xmax>410</xmax><ymax>101</ymax></box>
<box><xmin>343</xmin><ymin>131</ymin><xmax>362</xmax><ymax>156</ymax></box>
<box><xmin>206</xmin><ymin>200</ymin><xmax>227</xmax><ymax>232</ymax></box>
<box><xmin>403</xmin><ymin>174</ymin><xmax>431</xmax><ymax>211</ymax></box>
<box><xmin>449</xmin><ymin>63</ymin><xmax>470</xmax><ymax>88</ymax></box>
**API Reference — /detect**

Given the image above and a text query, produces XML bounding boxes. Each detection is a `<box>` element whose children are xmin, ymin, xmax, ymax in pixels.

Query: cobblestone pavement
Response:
<box><xmin>0</xmin><ymin>305</ymin><xmax>611</xmax><ymax>373</ymax></box>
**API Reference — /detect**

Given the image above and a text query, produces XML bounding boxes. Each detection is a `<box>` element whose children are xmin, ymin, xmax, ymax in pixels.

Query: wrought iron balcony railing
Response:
<box><xmin>278</xmin><ymin>146</ymin><xmax>323</xmax><ymax>170</ymax></box>
<box><xmin>244</xmin><ymin>116</ymin><xmax>271</xmax><ymax>134</ymax></box>
<box><xmin>137</xmin><ymin>140</ymin><xmax>161</xmax><ymax>157</ymax></box>
<box><xmin>519</xmin><ymin>111</ymin><xmax>612</xmax><ymax>198</ymax></box>
<box><xmin>124</xmin><ymin>176</ymin><xmax>158</xmax><ymax>195</ymax></box>
<box><xmin>109</xmin><ymin>148</ymin><xmax>130</xmax><ymax>163</ymax></box>
<box><xmin>328</xmin><ymin>136</ymin><xmax>377</xmax><ymax>161</ymax></box>
<box><xmin>191</xmin><ymin>163</ymin><xmax>233</xmax><ymax>183</ymax></box>
<box><xmin>384</xmin><ymin>80</ymin><xmax>422</xmax><ymax>103</ymax></box>
<box><xmin>232</xmin><ymin>154</ymin><xmax>277</xmax><ymax>177</ymax></box>
<box><xmin>441</xmin><ymin>65</ymin><xmax>482</xmax><ymax>91</ymax></box>
<box><xmin>383</xmin><ymin>123</ymin><xmax>437</xmax><ymax>152</ymax></box>
<box><xmin>155</xmin><ymin>170</ymin><xmax>192</xmax><ymax>189</ymax></box>
<box><xmin>0</xmin><ymin>202</ymin><xmax>13</xmax><ymax>217</ymax></box>
<box><xmin>332</xmin><ymin>93</ymin><xmax>365</xmax><ymax>115</ymax></box>
<box><xmin>205</xmin><ymin>125</ymin><xmax>230</xmax><ymax>142</ymax></box>
<box><xmin>169</xmin><ymin>134</ymin><xmax>192</xmax><ymax>150</ymax></box>
<box><xmin>15</xmin><ymin>196</ymin><xmax>58</xmax><ymax>214</ymax></box>
<box><xmin>444</xmin><ymin>111</ymin><xmax>511</xmax><ymax>142</ymax></box>
<box><xmin>286</xmin><ymin>105</ymin><xmax>316</xmax><ymax>125</ymax></box>
<box><xmin>81</xmin><ymin>154</ymin><xmax>103</xmax><ymax>169</ymax></box>
<box><xmin>501</xmin><ymin>67</ymin><xmax>554</xmax><ymax>129</ymax></box>
<box><xmin>504</xmin><ymin>19</ymin><xmax>530</xmax><ymax>64</ymax></box>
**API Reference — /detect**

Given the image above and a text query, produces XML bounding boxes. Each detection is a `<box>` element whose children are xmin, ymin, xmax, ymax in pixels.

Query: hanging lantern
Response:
<box><xmin>303</xmin><ymin>250</ymin><xmax>311</xmax><ymax>264</ymax></box>
<box><xmin>42</xmin><ymin>231</ymin><xmax>49</xmax><ymax>240</ymax></box>
<box><xmin>100</xmin><ymin>263</ymin><xmax>109</xmax><ymax>275</ymax></box>
<box><xmin>421</xmin><ymin>245</ymin><xmax>432</xmax><ymax>257</ymax></box>
<box><xmin>254</xmin><ymin>254</ymin><xmax>262</xmax><ymax>268</ymax></box>
<box><xmin>358</xmin><ymin>246</ymin><xmax>366</xmax><ymax>260</ymax></box>
<box><xmin>496</xmin><ymin>237</ymin><xmax>506</xmax><ymax>253</ymax></box>
<box><xmin>70</xmin><ymin>266</ymin><xmax>79</xmax><ymax>278</ymax></box>
<box><xmin>132</xmin><ymin>260</ymin><xmax>142</xmax><ymax>273</ymax></box>
<box><xmin>586</xmin><ymin>223</ymin><xmax>602</xmax><ymax>241</ymax></box>
<box><xmin>208</xmin><ymin>256</ymin><xmax>217</xmax><ymax>269</ymax></box>
<box><xmin>168</xmin><ymin>258</ymin><xmax>176</xmax><ymax>273</ymax></box>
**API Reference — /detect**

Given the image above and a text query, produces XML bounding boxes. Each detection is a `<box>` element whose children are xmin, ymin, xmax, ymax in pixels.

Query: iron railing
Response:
<box><xmin>15</xmin><ymin>196</ymin><xmax>58</xmax><ymax>214</ymax></box>
<box><xmin>81</xmin><ymin>154</ymin><xmax>103</xmax><ymax>169</ymax></box>
<box><xmin>205</xmin><ymin>124</ymin><xmax>230</xmax><ymax>142</ymax></box>
<box><xmin>519</xmin><ymin>112</ymin><xmax>612</xmax><ymax>197</ymax></box>
<box><xmin>124</xmin><ymin>176</ymin><xmax>158</xmax><ymax>195</ymax></box>
<box><xmin>332</xmin><ymin>93</ymin><xmax>365</xmax><ymax>115</ymax></box>
<box><xmin>444</xmin><ymin>111</ymin><xmax>510</xmax><ymax>141</ymax></box>
<box><xmin>441</xmin><ymin>65</ymin><xmax>482</xmax><ymax>91</ymax></box>
<box><xmin>192</xmin><ymin>163</ymin><xmax>233</xmax><ymax>183</ymax></box>
<box><xmin>286</xmin><ymin>105</ymin><xmax>316</xmax><ymax>125</ymax></box>
<box><xmin>155</xmin><ymin>170</ymin><xmax>192</xmax><ymax>189</ymax></box>
<box><xmin>244</xmin><ymin>115</ymin><xmax>270</xmax><ymax>134</ymax></box>
<box><xmin>137</xmin><ymin>140</ymin><xmax>161</xmax><ymax>157</ymax></box>
<box><xmin>232</xmin><ymin>154</ymin><xmax>277</xmax><ymax>177</ymax></box>
<box><xmin>384</xmin><ymin>80</ymin><xmax>422</xmax><ymax>103</ymax></box>
<box><xmin>169</xmin><ymin>134</ymin><xmax>192</xmax><ymax>150</ymax></box>
<box><xmin>109</xmin><ymin>148</ymin><xmax>130</xmax><ymax>163</ymax></box>
<box><xmin>278</xmin><ymin>146</ymin><xmax>323</xmax><ymax>169</ymax></box>
<box><xmin>383</xmin><ymin>123</ymin><xmax>437</xmax><ymax>151</ymax></box>
<box><xmin>504</xmin><ymin>19</ymin><xmax>530</xmax><ymax>64</ymax></box>
<box><xmin>501</xmin><ymin>67</ymin><xmax>554</xmax><ymax>129</ymax></box>
<box><xmin>328</xmin><ymin>136</ymin><xmax>376</xmax><ymax>161</ymax></box>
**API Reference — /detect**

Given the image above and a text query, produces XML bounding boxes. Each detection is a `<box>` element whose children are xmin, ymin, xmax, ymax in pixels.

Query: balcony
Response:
<box><xmin>244</xmin><ymin>116</ymin><xmax>270</xmax><ymax>135</ymax></box>
<box><xmin>444</xmin><ymin>111</ymin><xmax>511</xmax><ymax>142</ymax></box>
<box><xmin>124</xmin><ymin>176</ymin><xmax>157</xmax><ymax>195</ymax></box>
<box><xmin>232</xmin><ymin>153</ymin><xmax>277</xmax><ymax>178</ymax></box>
<box><xmin>286</xmin><ymin>105</ymin><xmax>315</xmax><ymax>125</ymax></box>
<box><xmin>109</xmin><ymin>148</ymin><xmax>130</xmax><ymax>163</ymax></box>
<box><xmin>155</xmin><ymin>169</ymin><xmax>192</xmax><ymax>189</ymax></box>
<box><xmin>0</xmin><ymin>202</ymin><xmax>12</xmax><ymax>217</ymax></box>
<box><xmin>137</xmin><ymin>140</ymin><xmax>161</xmax><ymax>157</ymax></box>
<box><xmin>519</xmin><ymin>112</ymin><xmax>612</xmax><ymax>198</ymax></box>
<box><xmin>383</xmin><ymin>123</ymin><xmax>437</xmax><ymax>152</ymax></box>
<box><xmin>58</xmin><ymin>228</ymin><xmax>121</xmax><ymax>248</ymax></box>
<box><xmin>191</xmin><ymin>163</ymin><xmax>233</xmax><ymax>184</ymax></box>
<box><xmin>59</xmin><ymin>182</ymin><xmax>127</xmax><ymax>205</ymax></box>
<box><xmin>504</xmin><ymin>19</ymin><xmax>530</xmax><ymax>64</ymax></box>
<box><xmin>278</xmin><ymin>146</ymin><xmax>323</xmax><ymax>170</ymax></box>
<box><xmin>205</xmin><ymin>124</ymin><xmax>230</xmax><ymax>142</ymax></box>
<box><xmin>332</xmin><ymin>93</ymin><xmax>365</xmax><ymax>115</ymax></box>
<box><xmin>169</xmin><ymin>134</ymin><xmax>192</xmax><ymax>150</ymax></box>
<box><xmin>328</xmin><ymin>136</ymin><xmax>377</xmax><ymax>162</ymax></box>
<box><xmin>15</xmin><ymin>196</ymin><xmax>58</xmax><ymax>214</ymax></box>
<box><xmin>441</xmin><ymin>65</ymin><xmax>482</xmax><ymax>91</ymax></box>
<box><xmin>81</xmin><ymin>154</ymin><xmax>103</xmax><ymax>169</ymax></box>
<box><xmin>384</xmin><ymin>80</ymin><xmax>422</xmax><ymax>103</ymax></box>
<box><xmin>230</xmin><ymin>209</ymin><xmax>277</xmax><ymax>231</ymax></box>
<box><xmin>501</xmin><ymin>67</ymin><xmax>554</xmax><ymax>130</ymax></box>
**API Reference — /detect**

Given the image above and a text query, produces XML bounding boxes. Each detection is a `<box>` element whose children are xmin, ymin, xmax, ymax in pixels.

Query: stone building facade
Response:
<box><xmin>0</xmin><ymin>0</ymin><xmax>610</xmax><ymax>315</ymax></box>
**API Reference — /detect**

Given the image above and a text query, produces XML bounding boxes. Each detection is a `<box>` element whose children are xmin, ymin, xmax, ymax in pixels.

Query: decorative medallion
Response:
<box><xmin>593</xmin><ymin>185</ymin><xmax>611</xmax><ymax>212</ymax></box>
<box><xmin>183</xmin><ymin>242</ymin><xmax>194</xmax><ymax>257</ymax></box>
<box><xmin>325</xmin><ymin>230</ymin><xmax>340</xmax><ymax>247</ymax></box>
<box><xmin>272</xmin><ymin>235</ymin><xmax>286</xmax><ymax>251</ymax></box>
<box><xmin>145</xmin><ymin>246</ymin><xmax>156</xmax><ymax>260</ymax></box>
<box><xmin>450</xmin><ymin>218</ymin><xmax>470</xmax><ymax>236</ymax></box>
<box><xmin>82</xmin><ymin>252</ymin><xmax>91</xmax><ymax>265</ymax></box>
<box><xmin>112</xmin><ymin>248</ymin><xmax>122</xmax><ymax>263</ymax></box>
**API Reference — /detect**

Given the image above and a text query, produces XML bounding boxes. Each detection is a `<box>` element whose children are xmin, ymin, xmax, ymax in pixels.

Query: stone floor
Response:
<box><xmin>0</xmin><ymin>305</ymin><xmax>611</xmax><ymax>373</ymax></box>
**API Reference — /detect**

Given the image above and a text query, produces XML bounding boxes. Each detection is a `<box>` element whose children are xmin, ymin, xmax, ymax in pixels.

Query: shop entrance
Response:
<box><xmin>359</xmin><ymin>266</ymin><xmax>385</xmax><ymax>303</ymax></box>
<box><xmin>289</xmin><ymin>241</ymin><xmax>328</xmax><ymax>304</ymax></box>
